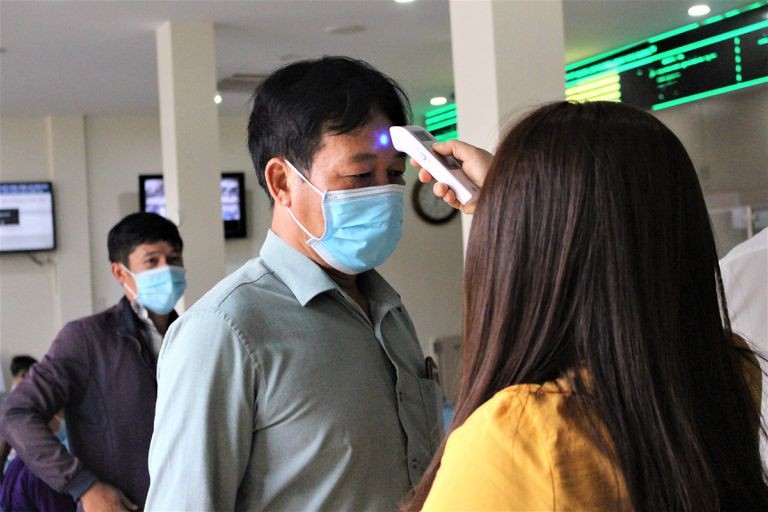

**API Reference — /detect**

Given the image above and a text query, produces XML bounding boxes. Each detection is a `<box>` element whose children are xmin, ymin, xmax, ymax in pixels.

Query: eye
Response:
<box><xmin>350</xmin><ymin>172</ymin><xmax>373</xmax><ymax>181</ymax></box>
<box><xmin>389</xmin><ymin>169</ymin><xmax>406</xmax><ymax>183</ymax></box>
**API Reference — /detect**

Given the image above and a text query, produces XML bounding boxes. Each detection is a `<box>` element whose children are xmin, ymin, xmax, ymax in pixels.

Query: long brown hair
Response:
<box><xmin>406</xmin><ymin>101</ymin><xmax>767</xmax><ymax>511</ymax></box>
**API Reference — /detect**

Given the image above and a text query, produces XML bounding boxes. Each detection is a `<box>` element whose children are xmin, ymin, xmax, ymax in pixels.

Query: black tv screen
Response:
<box><xmin>0</xmin><ymin>182</ymin><xmax>56</xmax><ymax>253</ymax></box>
<box><xmin>139</xmin><ymin>172</ymin><xmax>246</xmax><ymax>239</ymax></box>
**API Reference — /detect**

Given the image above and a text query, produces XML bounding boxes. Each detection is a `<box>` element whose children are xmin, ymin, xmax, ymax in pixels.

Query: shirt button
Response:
<box><xmin>411</xmin><ymin>458</ymin><xmax>419</xmax><ymax>469</ymax></box>
<box><xmin>398</xmin><ymin>391</ymin><xmax>404</xmax><ymax>402</ymax></box>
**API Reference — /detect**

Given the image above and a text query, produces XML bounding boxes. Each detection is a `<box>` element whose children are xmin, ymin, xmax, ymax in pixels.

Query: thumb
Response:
<box><xmin>119</xmin><ymin>491</ymin><xmax>138</xmax><ymax>511</ymax></box>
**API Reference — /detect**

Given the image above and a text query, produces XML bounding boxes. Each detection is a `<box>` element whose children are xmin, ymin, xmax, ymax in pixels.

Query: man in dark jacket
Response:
<box><xmin>0</xmin><ymin>212</ymin><xmax>186</xmax><ymax>511</ymax></box>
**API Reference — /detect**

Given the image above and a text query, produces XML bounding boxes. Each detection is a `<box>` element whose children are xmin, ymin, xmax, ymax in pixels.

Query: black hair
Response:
<box><xmin>107</xmin><ymin>212</ymin><xmax>183</xmax><ymax>266</ymax></box>
<box><xmin>247</xmin><ymin>55</ymin><xmax>411</xmax><ymax>203</ymax></box>
<box><xmin>10</xmin><ymin>355</ymin><xmax>37</xmax><ymax>377</ymax></box>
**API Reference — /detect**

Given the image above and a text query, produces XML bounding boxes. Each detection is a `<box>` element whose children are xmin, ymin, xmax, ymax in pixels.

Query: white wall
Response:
<box><xmin>0</xmin><ymin>114</ymin><xmax>464</xmax><ymax>388</ymax></box>
<box><xmin>653</xmin><ymin>85</ymin><xmax>768</xmax><ymax>256</ymax></box>
<box><xmin>0</xmin><ymin>118</ymin><xmax>60</xmax><ymax>380</ymax></box>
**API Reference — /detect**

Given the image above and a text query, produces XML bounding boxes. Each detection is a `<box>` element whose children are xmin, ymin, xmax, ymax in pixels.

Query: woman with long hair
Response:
<box><xmin>405</xmin><ymin>101</ymin><xmax>767</xmax><ymax>511</ymax></box>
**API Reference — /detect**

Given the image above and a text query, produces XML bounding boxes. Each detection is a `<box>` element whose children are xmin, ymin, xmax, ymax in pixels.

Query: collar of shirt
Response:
<box><xmin>260</xmin><ymin>229</ymin><xmax>402</xmax><ymax>309</ymax></box>
<box><xmin>130</xmin><ymin>300</ymin><xmax>162</xmax><ymax>337</ymax></box>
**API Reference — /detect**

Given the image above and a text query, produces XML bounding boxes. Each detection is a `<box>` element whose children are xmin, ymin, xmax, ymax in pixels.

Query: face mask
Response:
<box><xmin>284</xmin><ymin>160</ymin><xmax>405</xmax><ymax>274</ymax></box>
<box><xmin>55</xmin><ymin>418</ymin><xmax>67</xmax><ymax>445</ymax></box>
<box><xmin>122</xmin><ymin>265</ymin><xmax>186</xmax><ymax>314</ymax></box>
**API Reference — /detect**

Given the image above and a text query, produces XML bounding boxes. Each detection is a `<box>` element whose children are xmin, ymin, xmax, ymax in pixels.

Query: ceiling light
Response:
<box><xmin>430</xmin><ymin>96</ymin><xmax>448</xmax><ymax>106</ymax></box>
<box><xmin>688</xmin><ymin>4</ymin><xmax>711</xmax><ymax>16</ymax></box>
<box><xmin>394</xmin><ymin>0</ymin><xmax>415</xmax><ymax>3</ymax></box>
<box><xmin>214</xmin><ymin>93</ymin><xmax>222</xmax><ymax>104</ymax></box>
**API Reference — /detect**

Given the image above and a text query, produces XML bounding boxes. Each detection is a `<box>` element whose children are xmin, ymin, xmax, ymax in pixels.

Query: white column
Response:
<box><xmin>46</xmin><ymin>115</ymin><xmax>93</xmax><ymax>324</ymax></box>
<box><xmin>449</xmin><ymin>0</ymin><xmax>565</xmax><ymax>245</ymax></box>
<box><xmin>156</xmin><ymin>21</ymin><xmax>226</xmax><ymax>307</ymax></box>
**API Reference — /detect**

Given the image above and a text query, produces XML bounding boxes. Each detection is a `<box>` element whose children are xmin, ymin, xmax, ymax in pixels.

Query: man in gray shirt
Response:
<box><xmin>145</xmin><ymin>56</ymin><xmax>443</xmax><ymax>511</ymax></box>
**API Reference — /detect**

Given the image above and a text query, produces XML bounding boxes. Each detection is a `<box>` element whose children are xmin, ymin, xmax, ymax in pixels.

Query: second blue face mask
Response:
<box><xmin>123</xmin><ymin>265</ymin><xmax>187</xmax><ymax>314</ymax></box>
<box><xmin>284</xmin><ymin>160</ymin><xmax>405</xmax><ymax>275</ymax></box>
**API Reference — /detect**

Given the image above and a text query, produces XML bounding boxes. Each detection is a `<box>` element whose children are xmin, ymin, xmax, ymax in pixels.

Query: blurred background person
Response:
<box><xmin>1</xmin><ymin>356</ymin><xmax>38</xmax><ymax>477</ymax></box>
<box><xmin>720</xmin><ymin>226</ymin><xmax>768</xmax><ymax>464</ymax></box>
<box><xmin>0</xmin><ymin>411</ymin><xmax>74</xmax><ymax>512</ymax></box>
<box><xmin>9</xmin><ymin>357</ymin><xmax>36</xmax><ymax>392</ymax></box>
<box><xmin>0</xmin><ymin>212</ymin><xmax>185</xmax><ymax>512</ymax></box>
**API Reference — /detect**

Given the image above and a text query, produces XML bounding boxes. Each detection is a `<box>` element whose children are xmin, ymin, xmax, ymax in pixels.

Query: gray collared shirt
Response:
<box><xmin>146</xmin><ymin>231</ymin><xmax>443</xmax><ymax>511</ymax></box>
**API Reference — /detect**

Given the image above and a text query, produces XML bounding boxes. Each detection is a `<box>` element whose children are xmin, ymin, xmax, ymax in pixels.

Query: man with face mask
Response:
<box><xmin>0</xmin><ymin>212</ymin><xmax>185</xmax><ymax>512</ymax></box>
<box><xmin>146</xmin><ymin>56</ymin><xmax>443</xmax><ymax>511</ymax></box>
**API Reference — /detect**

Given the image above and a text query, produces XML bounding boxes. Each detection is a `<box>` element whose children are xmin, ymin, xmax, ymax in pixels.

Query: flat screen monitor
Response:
<box><xmin>139</xmin><ymin>172</ymin><xmax>247</xmax><ymax>239</ymax></box>
<box><xmin>0</xmin><ymin>182</ymin><xmax>56</xmax><ymax>253</ymax></box>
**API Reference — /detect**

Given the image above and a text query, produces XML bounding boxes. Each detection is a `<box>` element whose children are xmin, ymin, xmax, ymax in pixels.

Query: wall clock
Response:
<box><xmin>412</xmin><ymin>180</ymin><xmax>458</xmax><ymax>225</ymax></box>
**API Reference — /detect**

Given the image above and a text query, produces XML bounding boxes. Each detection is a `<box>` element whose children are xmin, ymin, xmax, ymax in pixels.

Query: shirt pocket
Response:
<box><xmin>418</xmin><ymin>376</ymin><xmax>445</xmax><ymax>451</ymax></box>
<box><xmin>396</xmin><ymin>370</ymin><xmax>445</xmax><ymax>483</ymax></box>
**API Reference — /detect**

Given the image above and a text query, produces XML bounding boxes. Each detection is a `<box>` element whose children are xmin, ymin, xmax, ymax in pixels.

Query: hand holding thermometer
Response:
<box><xmin>389</xmin><ymin>126</ymin><xmax>480</xmax><ymax>205</ymax></box>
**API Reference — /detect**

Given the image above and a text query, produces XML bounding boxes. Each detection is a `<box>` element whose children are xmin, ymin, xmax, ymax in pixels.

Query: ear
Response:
<box><xmin>264</xmin><ymin>158</ymin><xmax>293</xmax><ymax>207</ymax></box>
<box><xmin>111</xmin><ymin>262</ymin><xmax>127</xmax><ymax>283</ymax></box>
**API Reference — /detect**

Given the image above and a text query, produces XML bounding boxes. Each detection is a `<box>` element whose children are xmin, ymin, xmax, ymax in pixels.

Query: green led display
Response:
<box><xmin>566</xmin><ymin>1</ymin><xmax>768</xmax><ymax>110</ymax></box>
<box><xmin>424</xmin><ymin>103</ymin><xmax>458</xmax><ymax>141</ymax></box>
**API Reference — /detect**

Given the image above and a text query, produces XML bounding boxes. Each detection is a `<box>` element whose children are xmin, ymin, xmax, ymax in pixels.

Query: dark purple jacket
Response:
<box><xmin>0</xmin><ymin>298</ymin><xmax>176</xmax><ymax>509</ymax></box>
<box><xmin>0</xmin><ymin>456</ymin><xmax>76</xmax><ymax>512</ymax></box>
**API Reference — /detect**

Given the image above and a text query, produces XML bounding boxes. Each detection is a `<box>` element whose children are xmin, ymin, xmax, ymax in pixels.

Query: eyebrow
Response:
<box><xmin>140</xmin><ymin>250</ymin><xmax>178</xmax><ymax>258</ymax></box>
<box><xmin>347</xmin><ymin>152</ymin><xmax>406</xmax><ymax>163</ymax></box>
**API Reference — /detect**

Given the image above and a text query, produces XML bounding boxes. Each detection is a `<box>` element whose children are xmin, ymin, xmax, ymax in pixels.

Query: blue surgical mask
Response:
<box><xmin>55</xmin><ymin>417</ymin><xmax>68</xmax><ymax>447</ymax></box>
<box><xmin>284</xmin><ymin>160</ymin><xmax>405</xmax><ymax>274</ymax></box>
<box><xmin>122</xmin><ymin>265</ymin><xmax>187</xmax><ymax>314</ymax></box>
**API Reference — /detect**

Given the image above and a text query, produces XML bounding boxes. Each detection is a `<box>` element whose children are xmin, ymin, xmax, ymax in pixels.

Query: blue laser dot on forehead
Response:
<box><xmin>377</xmin><ymin>133</ymin><xmax>390</xmax><ymax>147</ymax></box>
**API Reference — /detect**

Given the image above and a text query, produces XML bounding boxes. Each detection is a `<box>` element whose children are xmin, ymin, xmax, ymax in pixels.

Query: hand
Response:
<box><xmin>80</xmin><ymin>481</ymin><xmax>138</xmax><ymax>512</ymax></box>
<box><xmin>413</xmin><ymin>139</ymin><xmax>493</xmax><ymax>215</ymax></box>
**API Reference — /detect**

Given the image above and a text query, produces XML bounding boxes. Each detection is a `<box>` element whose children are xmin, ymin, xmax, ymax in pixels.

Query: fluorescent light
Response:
<box><xmin>394</xmin><ymin>0</ymin><xmax>415</xmax><ymax>3</ymax></box>
<box><xmin>430</xmin><ymin>96</ymin><xmax>448</xmax><ymax>106</ymax></box>
<box><xmin>214</xmin><ymin>93</ymin><xmax>222</xmax><ymax>104</ymax></box>
<box><xmin>688</xmin><ymin>4</ymin><xmax>711</xmax><ymax>17</ymax></box>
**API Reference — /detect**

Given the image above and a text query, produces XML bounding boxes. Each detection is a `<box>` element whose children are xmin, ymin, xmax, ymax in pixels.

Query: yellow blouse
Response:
<box><xmin>423</xmin><ymin>343</ymin><xmax>760</xmax><ymax>512</ymax></box>
<box><xmin>423</xmin><ymin>379</ymin><xmax>630</xmax><ymax>512</ymax></box>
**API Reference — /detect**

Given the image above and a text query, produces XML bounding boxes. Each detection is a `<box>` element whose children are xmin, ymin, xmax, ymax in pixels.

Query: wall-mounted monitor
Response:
<box><xmin>0</xmin><ymin>182</ymin><xmax>56</xmax><ymax>253</ymax></box>
<box><xmin>139</xmin><ymin>172</ymin><xmax>247</xmax><ymax>239</ymax></box>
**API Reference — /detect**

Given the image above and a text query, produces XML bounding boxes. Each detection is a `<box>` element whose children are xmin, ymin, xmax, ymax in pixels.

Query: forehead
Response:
<box><xmin>128</xmin><ymin>240</ymin><xmax>177</xmax><ymax>259</ymax></box>
<box><xmin>313</xmin><ymin>113</ymin><xmax>403</xmax><ymax>166</ymax></box>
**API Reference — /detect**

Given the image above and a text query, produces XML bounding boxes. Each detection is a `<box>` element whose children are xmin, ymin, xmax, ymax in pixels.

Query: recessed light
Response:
<box><xmin>430</xmin><ymin>96</ymin><xmax>448</xmax><ymax>106</ymax></box>
<box><xmin>688</xmin><ymin>4</ymin><xmax>710</xmax><ymax>17</ymax></box>
<box><xmin>324</xmin><ymin>24</ymin><xmax>366</xmax><ymax>35</ymax></box>
<box><xmin>214</xmin><ymin>93</ymin><xmax>222</xmax><ymax>104</ymax></box>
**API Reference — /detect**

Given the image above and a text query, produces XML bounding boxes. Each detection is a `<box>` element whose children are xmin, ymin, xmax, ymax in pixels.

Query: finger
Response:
<box><xmin>418</xmin><ymin>169</ymin><xmax>434</xmax><ymax>183</ymax></box>
<box><xmin>432</xmin><ymin>182</ymin><xmax>450</xmax><ymax>199</ymax></box>
<box><xmin>119</xmin><ymin>493</ymin><xmax>138</xmax><ymax>511</ymax></box>
<box><xmin>443</xmin><ymin>189</ymin><xmax>461</xmax><ymax>209</ymax></box>
<box><xmin>409</xmin><ymin>157</ymin><xmax>423</xmax><ymax>170</ymax></box>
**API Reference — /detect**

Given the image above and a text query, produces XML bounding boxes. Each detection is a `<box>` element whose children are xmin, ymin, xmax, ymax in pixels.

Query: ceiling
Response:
<box><xmin>0</xmin><ymin>0</ymin><xmax>755</xmax><ymax>118</ymax></box>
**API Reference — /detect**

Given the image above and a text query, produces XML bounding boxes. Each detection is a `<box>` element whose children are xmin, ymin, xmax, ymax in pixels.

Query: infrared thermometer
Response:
<box><xmin>389</xmin><ymin>125</ymin><xmax>479</xmax><ymax>205</ymax></box>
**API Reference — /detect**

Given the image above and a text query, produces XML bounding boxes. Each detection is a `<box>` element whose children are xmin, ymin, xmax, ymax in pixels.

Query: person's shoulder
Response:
<box><xmin>428</xmin><ymin>382</ymin><xmax>570</xmax><ymax>511</ymax></box>
<box><xmin>190</xmin><ymin>257</ymin><xmax>276</xmax><ymax>313</ymax></box>
<box><xmin>458</xmin><ymin>381</ymin><xmax>573</xmax><ymax>445</ymax></box>
<box><xmin>62</xmin><ymin>302</ymin><xmax>121</xmax><ymax>328</ymax></box>
<box><xmin>721</xmin><ymin>228</ymin><xmax>768</xmax><ymax>267</ymax></box>
<box><xmin>170</xmin><ymin>257</ymin><xmax>278</xmax><ymax>343</ymax></box>
<box><xmin>51</xmin><ymin>302</ymin><xmax>122</xmax><ymax>348</ymax></box>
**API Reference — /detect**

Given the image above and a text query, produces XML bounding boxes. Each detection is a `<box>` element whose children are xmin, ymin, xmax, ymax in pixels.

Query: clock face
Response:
<box><xmin>412</xmin><ymin>180</ymin><xmax>458</xmax><ymax>225</ymax></box>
